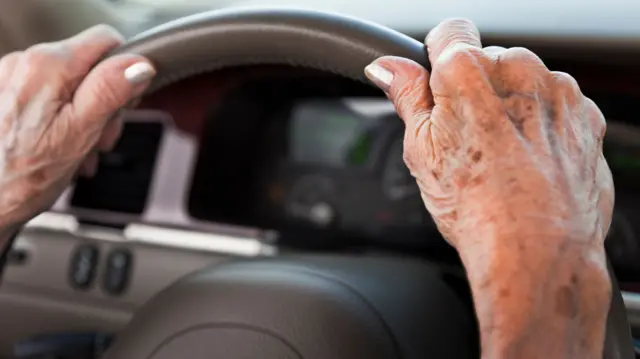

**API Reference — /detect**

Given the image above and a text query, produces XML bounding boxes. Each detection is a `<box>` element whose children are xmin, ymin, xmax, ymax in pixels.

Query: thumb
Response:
<box><xmin>71</xmin><ymin>54</ymin><xmax>156</xmax><ymax>124</ymax></box>
<box><xmin>364</xmin><ymin>56</ymin><xmax>433</xmax><ymax>128</ymax></box>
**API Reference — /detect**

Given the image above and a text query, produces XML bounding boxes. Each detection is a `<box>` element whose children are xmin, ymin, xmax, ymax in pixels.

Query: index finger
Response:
<box><xmin>425</xmin><ymin>18</ymin><xmax>482</xmax><ymax>66</ymax></box>
<box><xmin>61</xmin><ymin>24</ymin><xmax>125</xmax><ymax>74</ymax></box>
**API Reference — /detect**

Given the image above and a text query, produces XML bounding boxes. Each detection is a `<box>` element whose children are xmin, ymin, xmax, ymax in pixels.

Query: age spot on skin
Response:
<box><xmin>29</xmin><ymin>167</ymin><xmax>47</xmax><ymax>184</ymax></box>
<box><xmin>470</xmin><ymin>175</ymin><xmax>484</xmax><ymax>186</ymax></box>
<box><xmin>471</xmin><ymin>151</ymin><xmax>482</xmax><ymax>162</ymax></box>
<box><xmin>455</xmin><ymin>172</ymin><xmax>470</xmax><ymax>187</ymax></box>
<box><xmin>570</xmin><ymin>273</ymin><xmax>578</xmax><ymax>285</ymax></box>
<box><xmin>499</xmin><ymin>288</ymin><xmax>510</xmax><ymax>298</ymax></box>
<box><xmin>546</xmin><ymin>106</ymin><xmax>557</xmax><ymax>124</ymax></box>
<box><xmin>482</xmin><ymin>121</ymin><xmax>496</xmax><ymax>133</ymax></box>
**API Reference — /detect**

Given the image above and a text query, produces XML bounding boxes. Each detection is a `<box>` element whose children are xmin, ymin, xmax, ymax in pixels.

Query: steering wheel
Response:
<box><xmin>105</xmin><ymin>8</ymin><xmax>635</xmax><ymax>359</ymax></box>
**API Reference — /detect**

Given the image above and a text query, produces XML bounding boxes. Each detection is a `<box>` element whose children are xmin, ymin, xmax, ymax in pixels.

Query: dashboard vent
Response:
<box><xmin>70</xmin><ymin>121</ymin><xmax>164</xmax><ymax>214</ymax></box>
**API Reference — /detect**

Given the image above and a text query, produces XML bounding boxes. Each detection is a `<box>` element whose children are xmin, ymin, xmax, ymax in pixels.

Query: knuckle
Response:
<box><xmin>441</xmin><ymin>17</ymin><xmax>478</xmax><ymax>31</ymax></box>
<box><xmin>435</xmin><ymin>44</ymin><xmax>484</xmax><ymax>70</ymax></box>
<box><xmin>483</xmin><ymin>46</ymin><xmax>506</xmax><ymax>57</ymax></box>
<box><xmin>495</xmin><ymin>48</ymin><xmax>549</xmax><ymax>94</ymax></box>
<box><xmin>26</xmin><ymin>43</ymin><xmax>64</xmax><ymax>58</ymax></box>
<box><xmin>0</xmin><ymin>51</ymin><xmax>22</xmax><ymax>64</ymax></box>
<box><xmin>551</xmin><ymin>71</ymin><xmax>583</xmax><ymax>109</ymax></box>
<box><xmin>500</xmin><ymin>47</ymin><xmax>546</xmax><ymax>69</ymax></box>
<box><xmin>24</xmin><ymin>43</ymin><xmax>67</xmax><ymax>68</ymax></box>
<box><xmin>552</xmin><ymin>71</ymin><xmax>581</xmax><ymax>93</ymax></box>
<box><xmin>90</xmin><ymin>24</ymin><xmax>125</xmax><ymax>43</ymax></box>
<box><xmin>428</xmin><ymin>17</ymin><xmax>479</xmax><ymax>46</ymax></box>
<box><xmin>0</xmin><ymin>51</ymin><xmax>22</xmax><ymax>73</ymax></box>
<box><xmin>502</xmin><ymin>47</ymin><xmax>540</xmax><ymax>61</ymax></box>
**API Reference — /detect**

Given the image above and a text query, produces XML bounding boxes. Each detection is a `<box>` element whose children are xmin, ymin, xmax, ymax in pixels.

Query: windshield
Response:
<box><xmin>113</xmin><ymin>0</ymin><xmax>640</xmax><ymax>37</ymax></box>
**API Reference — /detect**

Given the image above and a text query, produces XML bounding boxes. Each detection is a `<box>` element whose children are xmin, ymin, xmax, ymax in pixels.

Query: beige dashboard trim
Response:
<box><xmin>124</xmin><ymin>224</ymin><xmax>276</xmax><ymax>256</ymax></box>
<box><xmin>26</xmin><ymin>212</ymin><xmax>277</xmax><ymax>257</ymax></box>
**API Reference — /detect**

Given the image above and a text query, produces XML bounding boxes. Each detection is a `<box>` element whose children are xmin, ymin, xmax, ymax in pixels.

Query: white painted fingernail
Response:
<box><xmin>124</xmin><ymin>62</ymin><xmax>156</xmax><ymax>85</ymax></box>
<box><xmin>364</xmin><ymin>63</ymin><xmax>394</xmax><ymax>91</ymax></box>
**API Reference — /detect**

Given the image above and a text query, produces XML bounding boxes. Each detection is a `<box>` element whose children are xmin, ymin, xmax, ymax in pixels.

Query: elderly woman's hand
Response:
<box><xmin>365</xmin><ymin>19</ymin><xmax>613</xmax><ymax>359</ymax></box>
<box><xmin>0</xmin><ymin>25</ymin><xmax>155</xmax><ymax>233</ymax></box>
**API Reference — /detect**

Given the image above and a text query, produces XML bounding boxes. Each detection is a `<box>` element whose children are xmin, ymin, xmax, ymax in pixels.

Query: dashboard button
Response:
<box><xmin>69</xmin><ymin>245</ymin><xmax>99</xmax><ymax>290</ymax></box>
<box><xmin>103</xmin><ymin>248</ymin><xmax>133</xmax><ymax>296</ymax></box>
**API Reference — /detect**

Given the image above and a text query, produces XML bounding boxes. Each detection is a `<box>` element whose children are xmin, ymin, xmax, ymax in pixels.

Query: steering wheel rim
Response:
<box><xmin>112</xmin><ymin>8</ymin><xmax>634</xmax><ymax>359</ymax></box>
<box><xmin>113</xmin><ymin>7</ymin><xmax>427</xmax><ymax>93</ymax></box>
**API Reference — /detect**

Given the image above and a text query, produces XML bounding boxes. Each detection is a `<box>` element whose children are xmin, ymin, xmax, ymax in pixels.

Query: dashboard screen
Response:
<box><xmin>71</xmin><ymin>121</ymin><xmax>164</xmax><ymax>214</ymax></box>
<box><xmin>289</xmin><ymin>100</ymin><xmax>381</xmax><ymax>167</ymax></box>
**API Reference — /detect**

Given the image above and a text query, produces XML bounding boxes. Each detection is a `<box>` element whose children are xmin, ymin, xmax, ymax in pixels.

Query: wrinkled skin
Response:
<box><xmin>365</xmin><ymin>19</ymin><xmax>613</xmax><ymax>359</ymax></box>
<box><xmin>0</xmin><ymin>25</ymin><xmax>154</xmax><ymax>230</ymax></box>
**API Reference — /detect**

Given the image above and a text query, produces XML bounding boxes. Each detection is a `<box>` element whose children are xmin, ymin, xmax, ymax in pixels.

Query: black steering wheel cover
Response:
<box><xmin>112</xmin><ymin>8</ymin><xmax>635</xmax><ymax>358</ymax></box>
<box><xmin>113</xmin><ymin>8</ymin><xmax>428</xmax><ymax>93</ymax></box>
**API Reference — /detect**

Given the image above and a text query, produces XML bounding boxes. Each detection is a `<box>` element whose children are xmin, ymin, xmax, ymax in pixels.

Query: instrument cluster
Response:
<box><xmin>252</xmin><ymin>98</ymin><xmax>433</xmax><ymax>243</ymax></box>
<box><xmin>186</xmin><ymin>72</ymin><xmax>442</xmax><ymax>249</ymax></box>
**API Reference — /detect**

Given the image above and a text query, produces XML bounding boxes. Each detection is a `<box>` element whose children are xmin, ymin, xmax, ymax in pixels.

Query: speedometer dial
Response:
<box><xmin>382</xmin><ymin>136</ymin><xmax>419</xmax><ymax>200</ymax></box>
<box><xmin>286</xmin><ymin>175</ymin><xmax>337</xmax><ymax>227</ymax></box>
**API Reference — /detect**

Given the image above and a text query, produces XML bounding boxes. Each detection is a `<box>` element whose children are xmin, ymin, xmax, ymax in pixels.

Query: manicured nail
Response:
<box><xmin>364</xmin><ymin>63</ymin><xmax>394</xmax><ymax>91</ymax></box>
<box><xmin>124</xmin><ymin>62</ymin><xmax>156</xmax><ymax>85</ymax></box>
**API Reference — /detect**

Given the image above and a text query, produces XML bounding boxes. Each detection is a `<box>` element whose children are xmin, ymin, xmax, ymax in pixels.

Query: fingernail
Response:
<box><xmin>124</xmin><ymin>62</ymin><xmax>156</xmax><ymax>85</ymax></box>
<box><xmin>364</xmin><ymin>63</ymin><xmax>394</xmax><ymax>91</ymax></box>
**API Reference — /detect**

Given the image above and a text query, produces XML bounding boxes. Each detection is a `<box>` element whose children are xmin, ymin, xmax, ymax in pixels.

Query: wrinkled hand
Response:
<box><xmin>0</xmin><ymin>25</ymin><xmax>155</xmax><ymax>227</ymax></box>
<box><xmin>365</xmin><ymin>18</ymin><xmax>613</xmax><ymax>358</ymax></box>
<box><xmin>366</xmin><ymin>20</ymin><xmax>613</xmax><ymax>251</ymax></box>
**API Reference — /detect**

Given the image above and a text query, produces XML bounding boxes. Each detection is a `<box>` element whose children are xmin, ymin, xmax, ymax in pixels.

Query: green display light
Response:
<box><xmin>348</xmin><ymin>134</ymin><xmax>372</xmax><ymax>165</ymax></box>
